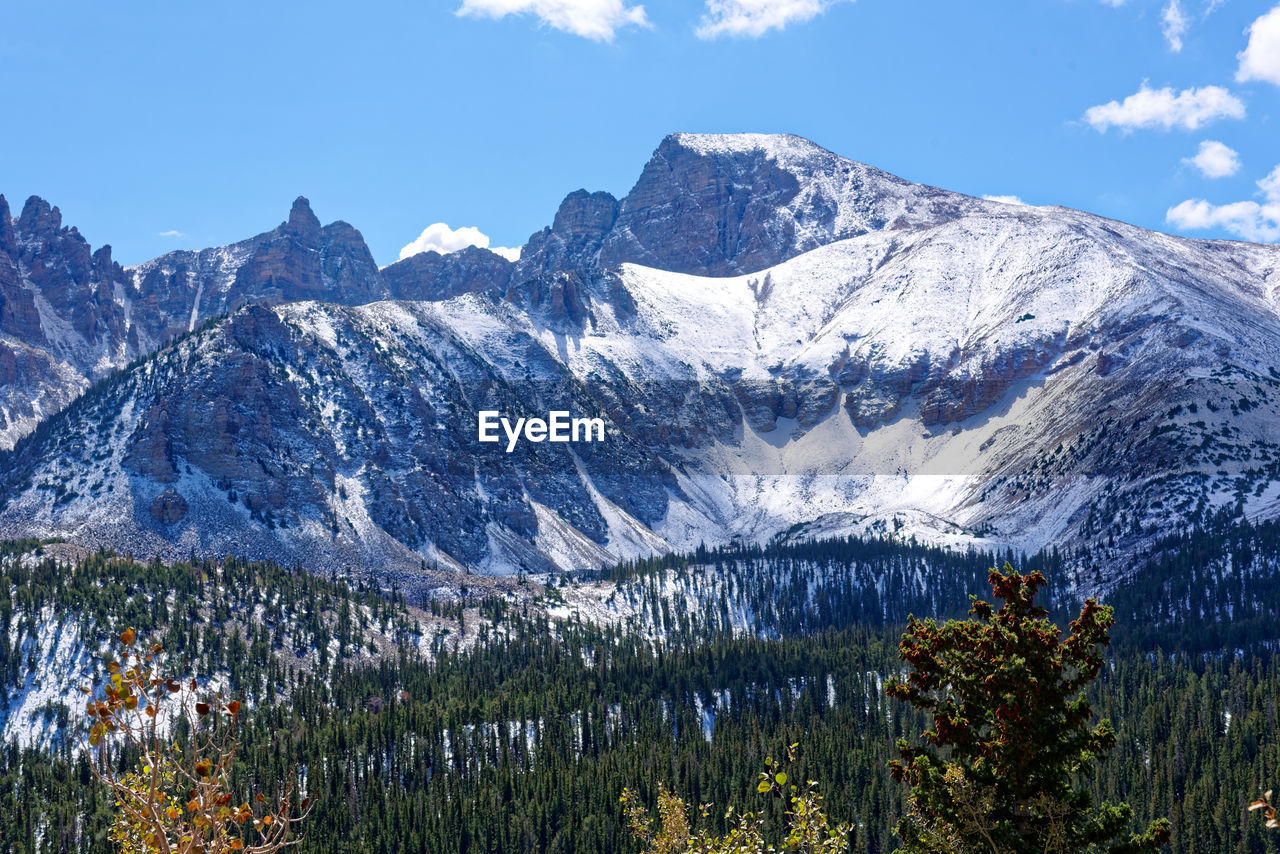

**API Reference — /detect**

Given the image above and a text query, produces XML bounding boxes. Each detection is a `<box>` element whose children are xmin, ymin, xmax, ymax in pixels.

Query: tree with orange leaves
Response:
<box><xmin>885</xmin><ymin>565</ymin><xmax>1170</xmax><ymax>853</ymax></box>
<box><xmin>83</xmin><ymin>627</ymin><xmax>311</xmax><ymax>854</ymax></box>
<box><xmin>1249</xmin><ymin>789</ymin><xmax>1280</xmax><ymax>831</ymax></box>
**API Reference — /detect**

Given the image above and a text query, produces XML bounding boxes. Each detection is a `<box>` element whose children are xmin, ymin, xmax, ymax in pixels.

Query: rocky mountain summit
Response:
<box><xmin>513</xmin><ymin>132</ymin><xmax>981</xmax><ymax>279</ymax></box>
<box><xmin>128</xmin><ymin>196</ymin><xmax>388</xmax><ymax>333</ymax></box>
<box><xmin>0</xmin><ymin>195</ymin><xmax>134</xmax><ymax>448</ymax></box>
<box><xmin>0</xmin><ymin>194</ymin><xmax>394</xmax><ymax>448</ymax></box>
<box><xmin>4</xmin><ymin>133</ymin><xmax>1280</xmax><ymax>585</ymax></box>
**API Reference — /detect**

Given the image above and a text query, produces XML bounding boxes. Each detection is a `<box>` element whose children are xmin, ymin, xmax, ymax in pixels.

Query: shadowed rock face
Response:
<box><xmin>123</xmin><ymin>306</ymin><xmax>336</xmax><ymax>523</ymax></box>
<box><xmin>2</xmin><ymin>195</ymin><xmax>132</xmax><ymax>353</ymax></box>
<box><xmin>516</xmin><ymin>190</ymin><xmax>620</xmax><ymax>279</ymax></box>
<box><xmin>382</xmin><ymin>246</ymin><xmax>514</xmax><ymax>301</ymax></box>
<box><xmin>224</xmin><ymin>199</ymin><xmax>385</xmax><ymax>306</ymax></box>
<box><xmin>229</xmin><ymin>198</ymin><xmax>329</xmax><ymax>299</ymax></box>
<box><xmin>149</xmin><ymin>489</ymin><xmax>188</xmax><ymax>525</ymax></box>
<box><xmin>0</xmin><ymin>196</ymin><xmax>30</xmax><ymax>337</ymax></box>
<box><xmin>129</xmin><ymin>196</ymin><xmax>388</xmax><ymax>340</ymax></box>
<box><xmin>600</xmin><ymin>136</ymin><xmax>805</xmax><ymax>276</ymax></box>
<box><xmin>0</xmin><ymin>195</ymin><xmax>139</xmax><ymax>447</ymax></box>
<box><xmin>591</xmin><ymin>133</ymin><xmax>979</xmax><ymax>276</ymax></box>
<box><xmin>0</xmin><ymin>195</ymin><xmax>390</xmax><ymax>448</ymax></box>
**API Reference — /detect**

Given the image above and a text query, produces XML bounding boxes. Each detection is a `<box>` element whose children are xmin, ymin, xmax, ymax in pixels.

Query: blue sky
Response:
<box><xmin>2</xmin><ymin>0</ymin><xmax>1278</xmax><ymax>266</ymax></box>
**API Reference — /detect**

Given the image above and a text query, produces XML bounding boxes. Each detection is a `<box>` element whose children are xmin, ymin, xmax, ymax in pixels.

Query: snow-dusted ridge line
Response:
<box><xmin>6</xmin><ymin>132</ymin><xmax>1280</xmax><ymax>578</ymax></box>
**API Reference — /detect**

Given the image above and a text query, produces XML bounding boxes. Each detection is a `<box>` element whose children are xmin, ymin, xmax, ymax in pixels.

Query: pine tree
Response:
<box><xmin>885</xmin><ymin>565</ymin><xmax>1171</xmax><ymax>853</ymax></box>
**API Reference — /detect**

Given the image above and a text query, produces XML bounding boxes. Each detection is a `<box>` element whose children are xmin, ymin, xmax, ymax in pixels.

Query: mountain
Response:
<box><xmin>127</xmin><ymin>196</ymin><xmax>388</xmax><ymax>331</ymax></box>
<box><xmin>0</xmin><ymin>195</ymin><xmax>390</xmax><ymax>449</ymax></box>
<box><xmin>3</xmin><ymin>132</ymin><xmax>1280</xmax><ymax>584</ymax></box>
<box><xmin>512</xmin><ymin>132</ymin><xmax>982</xmax><ymax>280</ymax></box>
<box><xmin>0</xmin><ymin>195</ymin><xmax>134</xmax><ymax>449</ymax></box>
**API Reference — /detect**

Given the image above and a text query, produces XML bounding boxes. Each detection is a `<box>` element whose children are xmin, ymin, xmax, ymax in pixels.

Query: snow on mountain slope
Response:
<box><xmin>426</xmin><ymin>198</ymin><xmax>1280</xmax><ymax>564</ymax></box>
<box><xmin>5</xmin><ymin>134</ymin><xmax>1280</xmax><ymax>583</ymax></box>
<box><xmin>667</xmin><ymin>132</ymin><xmax>975</xmax><ymax>240</ymax></box>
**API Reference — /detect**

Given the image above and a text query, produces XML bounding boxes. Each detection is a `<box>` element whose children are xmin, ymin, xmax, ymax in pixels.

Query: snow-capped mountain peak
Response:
<box><xmin>4</xmin><ymin>134</ymin><xmax>1280</xmax><ymax>584</ymax></box>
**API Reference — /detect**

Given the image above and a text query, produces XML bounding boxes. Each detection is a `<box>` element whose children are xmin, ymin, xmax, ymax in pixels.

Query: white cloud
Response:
<box><xmin>157</xmin><ymin>229</ymin><xmax>186</xmax><ymax>239</ymax></box>
<box><xmin>457</xmin><ymin>0</ymin><xmax>648</xmax><ymax>41</ymax></box>
<box><xmin>1183</xmin><ymin>140</ymin><xmax>1241</xmax><ymax>178</ymax></box>
<box><xmin>1083</xmin><ymin>83</ymin><xmax>1245</xmax><ymax>132</ymax></box>
<box><xmin>399</xmin><ymin>223</ymin><xmax>521</xmax><ymax>261</ymax></box>
<box><xmin>1236</xmin><ymin>4</ymin><xmax>1280</xmax><ymax>87</ymax></box>
<box><xmin>1166</xmin><ymin>199</ymin><xmax>1280</xmax><ymax>241</ymax></box>
<box><xmin>1166</xmin><ymin>164</ymin><xmax>1280</xmax><ymax>242</ymax></box>
<box><xmin>1260</xmin><ymin>166</ymin><xmax>1280</xmax><ymax>202</ymax></box>
<box><xmin>696</xmin><ymin>0</ymin><xmax>835</xmax><ymax>38</ymax></box>
<box><xmin>982</xmin><ymin>195</ymin><xmax>1027</xmax><ymax>206</ymax></box>
<box><xmin>1161</xmin><ymin>0</ymin><xmax>1188</xmax><ymax>51</ymax></box>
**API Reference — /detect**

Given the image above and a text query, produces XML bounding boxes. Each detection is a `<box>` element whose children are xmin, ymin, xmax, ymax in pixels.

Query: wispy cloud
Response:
<box><xmin>1166</xmin><ymin>164</ymin><xmax>1280</xmax><ymax>241</ymax></box>
<box><xmin>696</xmin><ymin>0</ymin><xmax>837</xmax><ymax>39</ymax></box>
<box><xmin>1236</xmin><ymin>4</ymin><xmax>1280</xmax><ymax>87</ymax></box>
<box><xmin>1161</xmin><ymin>0</ymin><xmax>1188</xmax><ymax>51</ymax></box>
<box><xmin>1083</xmin><ymin>83</ymin><xmax>1245</xmax><ymax>132</ymax></box>
<box><xmin>399</xmin><ymin>223</ymin><xmax>521</xmax><ymax>262</ymax></box>
<box><xmin>157</xmin><ymin>229</ymin><xmax>186</xmax><ymax>239</ymax></box>
<box><xmin>1183</xmin><ymin>140</ymin><xmax>1241</xmax><ymax>178</ymax></box>
<box><xmin>982</xmin><ymin>195</ymin><xmax>1027</xmax><ymax>206</ymax></box>
<box><xmin>456</xmin><ymin>0</ymin><xmax>649</xmax><ymax>41</ymax></box>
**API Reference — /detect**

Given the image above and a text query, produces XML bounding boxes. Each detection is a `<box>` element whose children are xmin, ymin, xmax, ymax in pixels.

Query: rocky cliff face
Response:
<box><xmin>0</xmin><ymin>296</ymin><xmax>677</xmax><ymax>576</ymax></box>
<box><xmin>506</xmin><ymin>133</ymin><xmax>984</xmax><ymax>284</ymax></box>
<box><xmin>0</xmin><ymin>196</ymin><xmax>131</xmax><ymax>355</ymax></box>
<box><xmin>126</xmin><ymin>196</ymin><xmax>388</xmax><ymax>345</ymax></box>
<box><xmin>510</xmin><ymin>133</ymin><xmax>979</xmax><ymax>279</ymax></box>
<box><xmin>0</xmin><ymin>195</ymin><xmax>136</xmax><ymax>447</ymax></box>
<box><xmin>0</xmin><ymin>196</ymin><xmax>391</xmax><ymax>449</ymax></box>
<box><xmin>5</xmin><ymin>133</ymin><xmax>1280</xmax><ymax>584</ymax></box>
<box><xmin>382</xmin><ymin>245</ymin><xmax>514</xmax><ymax>301</ymax></box>
<box><xmin>516</xmin><ymin>190</ymin><xmax>621</xmax><ymax>279</ymax></box>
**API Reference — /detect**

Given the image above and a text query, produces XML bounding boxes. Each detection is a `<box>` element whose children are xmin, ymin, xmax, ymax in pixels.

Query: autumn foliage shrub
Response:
<box><xmin>621</xmin><ymin>745</ymin><xmax>851</xmax><ymax>853</ymax></box>
<box><xmin>83</xmin><ymin>628</ymin><xmax>310</xmax><ymax>854</ymax></box>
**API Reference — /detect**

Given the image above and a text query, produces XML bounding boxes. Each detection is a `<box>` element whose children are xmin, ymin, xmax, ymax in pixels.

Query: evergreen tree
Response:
<box><xmin>886</xmin><ymin>565</ymin><xmax>1171</xmax><ymax>853</ymax></box>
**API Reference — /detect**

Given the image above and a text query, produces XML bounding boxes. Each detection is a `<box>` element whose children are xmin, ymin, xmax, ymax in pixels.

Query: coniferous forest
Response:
<box><xmin>4</xmin><ymin>519</ymin><xmax>1280</xmax><ymax>853</ymax></box>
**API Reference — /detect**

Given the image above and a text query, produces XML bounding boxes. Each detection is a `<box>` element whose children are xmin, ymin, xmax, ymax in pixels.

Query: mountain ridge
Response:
<box><xmin>4</xmin><ymin>132</ymin><xmax>1280</xmax><ymax>585</ymax></box>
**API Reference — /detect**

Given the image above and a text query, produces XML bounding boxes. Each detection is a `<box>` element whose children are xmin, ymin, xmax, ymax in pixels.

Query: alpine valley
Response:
<box><xmin>3</xmin><ymin>132</ymin><xmax>1280</xmax><ymax>587</ymax></box>
<box><xmin>10</xmin><ymin>133</ymin><xmax>1280</xmax><ymax>854</ymax></box>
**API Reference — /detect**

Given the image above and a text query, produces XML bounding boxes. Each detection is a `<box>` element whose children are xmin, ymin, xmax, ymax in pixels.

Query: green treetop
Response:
<box><xmin>886</xmin><ymin>565</ymin><xmax>1170</xmax><ymax>853</ymax></box>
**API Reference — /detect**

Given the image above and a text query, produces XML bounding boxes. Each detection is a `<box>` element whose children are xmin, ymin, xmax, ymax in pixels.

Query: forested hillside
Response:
<box><xmin>0</xmin><ymin>540</ymin><xmax>435</xmax><ymax>748</ymax></box>
<box><xmin>4</xmin><ymin>525</ymin><xmax>1280</xmax><ymax>853</ymax></box>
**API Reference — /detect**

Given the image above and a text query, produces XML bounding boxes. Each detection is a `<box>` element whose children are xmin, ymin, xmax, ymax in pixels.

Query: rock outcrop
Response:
<box><xmin>0</xmin><ymin>195</ymin><xmax>390</xmax><ymax>448</ymax></box>
<box><xmin>149</xmin><ymin>489</ymin><xmax>188</xmax><ymax>525</ymax></box>
<box><xmin>383</xmin><ymin>245</ymin><xmax>513</xmax><ymax>301</ymax></box>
